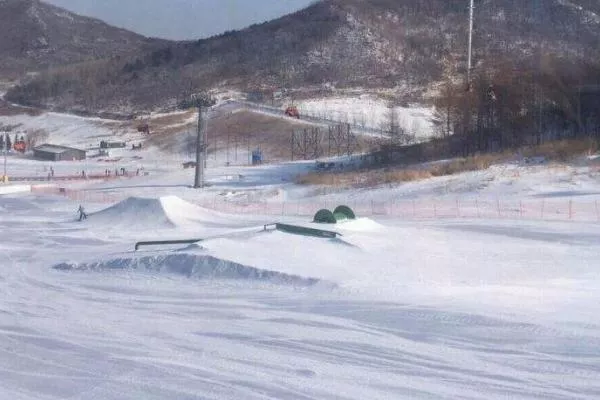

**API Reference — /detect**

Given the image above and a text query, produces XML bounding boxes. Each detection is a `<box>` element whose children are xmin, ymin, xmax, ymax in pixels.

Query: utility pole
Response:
<box><xmin>2</xmin><ymin>131</ymin><xmax>6</xmax><ymax>182</ymax></box>
<box><xmin>227</xmin><ymin>132</ymin><xmax>230</xmax><ymax>166</ymax></box>
<box><xmin>466</xmin><ymin>0</ymin><xmax>475</xmax><ymax>91</ymax></box>
<box><xmin>533</xmin><ymin>0</ymin><xmax>543</xmax><ymax>144</ymax></box>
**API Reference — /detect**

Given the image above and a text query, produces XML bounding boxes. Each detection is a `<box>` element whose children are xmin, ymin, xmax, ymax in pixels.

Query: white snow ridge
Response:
<box><xmin>53</xmin><ymin>254</ymin><xmax>325</xmax><ymax>287</ymax></box>
<box><xmin>90</xmin><ymin>196</ymin><xmax>178</xmax><ymax>229</ymax></box>
<box><xmin>89</xmin><ymin>195</ymin><xmax>247</xmax><ymax>229</ymax></box>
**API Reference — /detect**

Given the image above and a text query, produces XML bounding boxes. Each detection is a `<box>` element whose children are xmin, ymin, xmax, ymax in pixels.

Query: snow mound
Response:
<box><xmin>89</xmin><ymin>195</ymin><xmax>237</xmax><ymax>229</ymax></box>
<box><xmin>336</xmin><ymin>218</ymin><xmax>384</xmax><ymax>232</ymax></box>
<box><xmin>90</xmin><ymin>196</ymin><xmax>175</xmax><ymax>229</ymax></box>
<box><xmin>53</xmin><ymin>254</ymin><xmax>325</xmax><ymax>287</ymax></box>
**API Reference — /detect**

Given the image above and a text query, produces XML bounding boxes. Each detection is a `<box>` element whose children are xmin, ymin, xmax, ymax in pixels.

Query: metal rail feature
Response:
<box><xmin>134</xmin><ymin>223</ymin><xmax>341</xmax><ymax>251</ymax></box>
<box><xmin>135</xmin><ymin>238</ymin><xmax>204</xmax><ymax>251</ymax></box>
<box><xmin>265</xmin><ymin>223</ymin><xmax>342</xmax><ymax>238</ymax></box>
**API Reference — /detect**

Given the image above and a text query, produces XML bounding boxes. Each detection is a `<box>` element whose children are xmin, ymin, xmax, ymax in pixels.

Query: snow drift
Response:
<box><xmin>53</xmin><ymin>253</ymin><xmax>326</xmax><ymax>287</ymax></box>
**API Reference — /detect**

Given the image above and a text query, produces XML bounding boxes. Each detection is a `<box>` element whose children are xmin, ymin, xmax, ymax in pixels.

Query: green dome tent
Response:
<box><xmin>313</xmin><ymin>209</ymin><xmax>337</xmax><ymax>224</ymax></box>
<box><xmin>333</xmin><ymin>205</ymin><xmax>356</xmax><ymax>221</ymax></box>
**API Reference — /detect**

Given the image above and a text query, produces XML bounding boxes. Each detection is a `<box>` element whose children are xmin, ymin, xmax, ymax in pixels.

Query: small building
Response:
<box><xmin>246</xmin><ymin>91</ymin><xmax>264</xmax><ymax>102</ymax></box>
<box><xmin>251</xmin><ymin>149</ymin><xmax>263</xmax><ymax>165</ymax></box>
<box><xmin>33</xmin><ymin>144</ymin><xmax>86</xmax><ymax>161</ymax></box>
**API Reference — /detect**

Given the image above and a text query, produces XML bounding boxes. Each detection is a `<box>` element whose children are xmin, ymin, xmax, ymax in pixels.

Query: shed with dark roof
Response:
<box><xmin>33</xmin><ymin>144</ymin><xmax>86</xmax><ymax>161</ymax></box>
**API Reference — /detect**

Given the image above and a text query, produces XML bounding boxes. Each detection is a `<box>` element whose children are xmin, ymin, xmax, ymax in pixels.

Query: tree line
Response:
<box><xmin>371</xmin><ymin>55</ymin><xmax>600</xmax><ymax>165</ymax></box>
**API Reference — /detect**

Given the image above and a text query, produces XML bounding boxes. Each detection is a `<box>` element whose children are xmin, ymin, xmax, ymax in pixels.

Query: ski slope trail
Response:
<box><xmin>2</xmin><ymin>191</ymin><xmax>600</xmax><ymax>399</ymax></box>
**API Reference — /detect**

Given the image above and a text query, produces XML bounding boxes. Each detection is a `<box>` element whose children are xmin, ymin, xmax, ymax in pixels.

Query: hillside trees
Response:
<box><xmin>432</xmin><ymin>55</ymin><xmax>600</xmax><ymax>159</ymax></box>
<box><xmin>26</xmin><ymin>129</ymin><xmax>49</xmax><ymax>149</ymax></box>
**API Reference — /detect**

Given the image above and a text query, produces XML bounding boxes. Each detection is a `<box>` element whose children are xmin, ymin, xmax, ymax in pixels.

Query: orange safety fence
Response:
<box><xmin>194</xmin><ymin>197</ymin><xmax>600</xmax><ymax>223</ymax></box>
<box><xmin>11</xmin><ymin>172</ymin><xmax>138</xmax><ymax>182</ymax></box>
<box><xmin>30</xmin><ymin>184</ymin><xmax>600</xmax><ymax>223</ymax></box>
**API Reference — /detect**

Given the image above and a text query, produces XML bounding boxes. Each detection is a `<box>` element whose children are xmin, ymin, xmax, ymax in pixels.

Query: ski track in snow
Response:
<box><xmin>1</xmin><ymin>108</ymin><xmax>600</xmax><ymax>399</ymax></box>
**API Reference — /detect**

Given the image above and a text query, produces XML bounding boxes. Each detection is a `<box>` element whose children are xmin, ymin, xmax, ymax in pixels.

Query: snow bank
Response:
<box><xmin>53</xmin><ymin>253</ymin><xmax>324</xmax><ymax>287</ymax></box>
<box><xmin>336</xmin><ymin>217</ymin><xmax>384</xmax><ymax>232</ymax></box>
<box><xmin>0</xmin><ymin>184</ymin><xmax>31</xmax><ymax>194</ymax></box>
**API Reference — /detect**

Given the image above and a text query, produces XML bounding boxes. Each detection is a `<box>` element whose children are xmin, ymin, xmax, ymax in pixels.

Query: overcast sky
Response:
<box><xmin>44</xmin><ymin>0</ymin><xmax>316</xmax><ymax>40</ymax></box>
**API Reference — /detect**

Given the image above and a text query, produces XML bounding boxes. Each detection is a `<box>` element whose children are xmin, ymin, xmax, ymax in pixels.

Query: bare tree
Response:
<box><xmin>382</xmin><ymin>102</ymin><xmax>403</xmax><ymax>144</ymax></box>
<box><xmin>25</xmin><ymin>129</ymin><xmax>49</xmax><ymax>149</ymax></box>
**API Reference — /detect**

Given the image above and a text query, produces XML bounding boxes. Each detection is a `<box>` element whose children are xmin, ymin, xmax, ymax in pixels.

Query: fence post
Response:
<box><xmin>568</xmin><ymin>199</ymin><xmax>573</xmax><ymax>220</ymax></box>
<box><xmin>541</xmin><ymin>200</ymin><xmax>545</xmax><ymax>220</ymax></box>
<box><xmin>520</xmin><ymin>200</ymin><xmax>523</xmax><ymax>218</ymax></box>
<box><xmin>371</xmin><ymin>200</ymin><xmax>374</xmax><ymax>215</ymax></box>
<box><xmin>456</xmin><ymin>199</ymin><xmax>460</xmax><ymax>218</ymax></box>
<box><xmin>476</xmin><ymin>199</ymin><xmax>480</xmax><ymax>218</ymax></box>
<box><xmin>497</xmin><ymin>199</ymin><xmax>501</xmax><ymax>218</ymax></box>
<box><xmin>412</xmin><ymin>200</ymin><xmax>416</xmax><ymax>218</ymax></box>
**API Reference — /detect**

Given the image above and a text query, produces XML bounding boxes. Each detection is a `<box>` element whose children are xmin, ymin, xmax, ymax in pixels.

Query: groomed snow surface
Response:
<box><xmin>1</xmin><ymin>108</ymin><xmax>600</xmax><ymax>399</ymax></box>
<box><xmin>3</xmin><ymin>192</ymin><xmax>600</xmax><ymax>399</ymax></box>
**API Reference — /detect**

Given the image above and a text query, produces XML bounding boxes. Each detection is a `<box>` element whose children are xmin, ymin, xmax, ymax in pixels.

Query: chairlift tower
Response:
<box><xmin>188</xmin><ymin>93</ymin><xmax>216</xmax><ymax>188</ymax></box>
<box><xmin>2</xmin><ymin>129</ymin><xmax>7</xmax><ymax>181</ymax></box>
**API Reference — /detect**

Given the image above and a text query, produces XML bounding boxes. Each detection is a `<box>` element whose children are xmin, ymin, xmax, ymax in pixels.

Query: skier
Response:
<box><xmin>77</xmin><ymin>205</ymin><xmax>87</xmax><ymax>221</ymax></box>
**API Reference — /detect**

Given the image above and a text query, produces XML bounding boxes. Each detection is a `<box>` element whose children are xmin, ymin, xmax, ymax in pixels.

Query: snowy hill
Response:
<box><xmin>6</xmin><ymin>0</ymin><xmax>600</xmax><ymax>113</ymax></box>
<box><xmin>0</xmin><ymin>0</ymin><xmax>163</xmax><ymax>79</ymax></box>
<box><xmin>1</xmin><ymin>3</ymin><xmax>600</xmax><ymax>397</ymax></box>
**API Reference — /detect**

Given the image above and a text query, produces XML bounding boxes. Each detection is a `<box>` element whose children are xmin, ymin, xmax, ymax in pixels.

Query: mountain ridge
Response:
<box><xmin>5</xmin><ymin>0</ymin><xmax>600</xmax><ymax>114</ymax></box>
<box><xmin>0</xmin><ymin>0</ymin><xmax>165</xmax><ymax>79</ymax></box>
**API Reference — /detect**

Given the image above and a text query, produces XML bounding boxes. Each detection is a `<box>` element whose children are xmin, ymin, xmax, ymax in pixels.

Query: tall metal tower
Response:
<box><xmin>466</xmin><ymin>0</ymin><xmax>475</xmax><ymax>91</ymax></box>
<box><xmin>533</xmin><ymin>0</ymin><xmax>544</xmax><ymax>142</ymax></box>
<box><xmin>188</xmin><ymin>93</ymin><xmax>216</xmax><ymax>188</ymax></box>
<box><xmin>2</xmin><ymin>129</ymin><xmax>7</xmax><ymax>182</ymax></box>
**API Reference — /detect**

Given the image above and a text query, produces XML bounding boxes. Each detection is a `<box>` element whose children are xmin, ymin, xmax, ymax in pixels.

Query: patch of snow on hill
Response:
<box><xmin>297</xmin><ymin>96</ymin><xmax>437</xmax><ymax>139</ymax></box>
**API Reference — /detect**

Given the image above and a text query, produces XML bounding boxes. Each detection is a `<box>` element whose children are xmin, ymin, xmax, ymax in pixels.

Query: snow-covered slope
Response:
<box><xmin>297</xmin><ymin>96</ymin><xmax>437</xmax><ymax>140</ymax></box>
<box><xmin>1</xmin><ymin>108</ymin><xmax>600</xmax><ymax>399</ymax></box>
<box><xmin>0</xmin><ymin>111</ymin><xmax>123</xmax><ymax>149</ymax></box>
<box><xmin>1</xmin><ymin>190</ymin><xmax>599</xmax><ymax>399</ymax></box>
